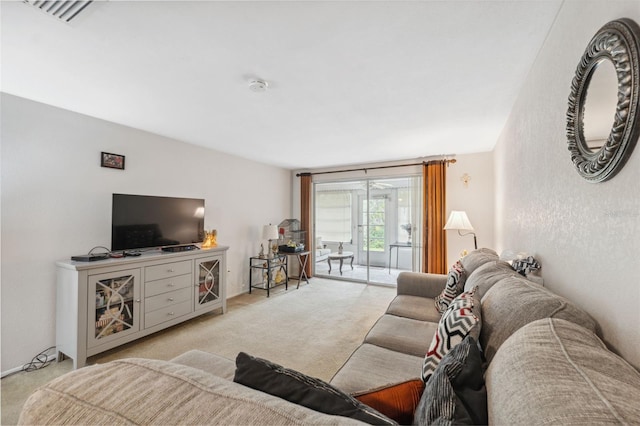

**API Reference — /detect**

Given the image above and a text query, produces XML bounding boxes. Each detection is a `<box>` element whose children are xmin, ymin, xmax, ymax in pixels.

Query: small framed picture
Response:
<box><xmin>101</xmin><ymin>152</ymin><xmax>125</xmax><ymax>170</ymax></box>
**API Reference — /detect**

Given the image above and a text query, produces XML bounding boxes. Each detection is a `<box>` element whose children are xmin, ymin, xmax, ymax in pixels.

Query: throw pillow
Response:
<box><xmin>414</xmin><ymin>335</ymin><xmax>488</xmax><ymax>425</ymax></box>
<box><xmin>422</xmin><ymin>287</ymin><xmax>480</xmax><ymax>382</ymax></box>
<box><xmin>434</xmin><ymin>260</ymin><xmax>467</xmax><ymax>314</ymax></box>
<box><xmin>353</xmin><ymin>379</ymin><xmax>424</xmax><ymax>425</ymax></box>
<box><xmin>233</xmin><ymin>352</ymin><xmax>395</xmax><ymax>425</ymax></box>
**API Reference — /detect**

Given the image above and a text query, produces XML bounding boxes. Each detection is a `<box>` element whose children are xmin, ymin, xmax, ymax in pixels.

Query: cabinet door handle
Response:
<box><xmin>135</xmin><ymin>299</ymin><xmax>141</xmax><ymax>303</ymax></box>
<box><xmin>168</xmin><ymin>269</ymin><xmax>175</xmax><ymax>273</ymax></box>
<box><xmin>168</xmin><ymin>283</ymin><xmax>175</xmax><ymax>287</ymax></box>
<box><xmin>168</xmin><ymin>312</ymin><xmax>174</xmax><ymax>316</ymax></box>
<box><xmin>168</xmin><ymin>298</ymin><xmax>175</xmax><ymax>302</ymax></box>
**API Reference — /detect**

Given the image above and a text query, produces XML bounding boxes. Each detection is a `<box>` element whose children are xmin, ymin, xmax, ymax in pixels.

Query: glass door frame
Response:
<box><xmin>357</xmin><ymin>188</ymin><xmax>393</xmax><ymax>281</ymax></box>
<box><xmin>312</xmin><ymin>174</ymin><xmax>422</xmax><ymax>285</ymax></box>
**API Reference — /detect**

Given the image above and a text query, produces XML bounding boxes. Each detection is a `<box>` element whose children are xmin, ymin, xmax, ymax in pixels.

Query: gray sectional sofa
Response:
<box><xmin>19</xmin><ymin>249</ymin><xmax>640</xmax><ymax>424</ymax></box>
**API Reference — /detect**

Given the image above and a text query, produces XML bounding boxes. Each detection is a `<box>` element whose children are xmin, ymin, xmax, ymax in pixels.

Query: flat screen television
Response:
<box><xmin>111</xmin><ymin>194</ymin><xmax>205</xmax><ymax>251</ymax></box>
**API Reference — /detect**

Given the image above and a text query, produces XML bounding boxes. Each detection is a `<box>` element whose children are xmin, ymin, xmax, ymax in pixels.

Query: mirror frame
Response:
<box><xmin>567</xmin><ymin>18</ymin><xmax>640</xmax><ymax>183</ymax></box>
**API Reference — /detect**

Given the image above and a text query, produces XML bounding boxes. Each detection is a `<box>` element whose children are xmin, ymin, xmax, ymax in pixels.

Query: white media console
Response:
<box><xmin>56</xmin><ymin>246</ymin><xmax>228</xmax><ymax>369</ymax></box>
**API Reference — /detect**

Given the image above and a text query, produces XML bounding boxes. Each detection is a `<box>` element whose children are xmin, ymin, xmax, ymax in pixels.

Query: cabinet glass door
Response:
<box><xmin>88</xmin><ymin>269</ymin><xmax>141</xmax><ymax>347</ymax></box>
<box><xmin>195</xmin><ymin>256</ymin><xmax>221</xmax><ymax>311</ymax></box>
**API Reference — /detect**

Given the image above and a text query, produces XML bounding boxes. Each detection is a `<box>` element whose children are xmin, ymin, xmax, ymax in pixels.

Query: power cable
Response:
<box><xmin>22</xmin><ymin>346</ymin><xmax>56</xmax><ymax>372</ymax></box>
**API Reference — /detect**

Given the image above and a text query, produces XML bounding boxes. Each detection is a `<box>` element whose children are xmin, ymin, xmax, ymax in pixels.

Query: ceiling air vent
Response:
<box><xmin>22</xmin><ymin>0</ymin><xmax>94</xmax><ymax>23</ymax></box>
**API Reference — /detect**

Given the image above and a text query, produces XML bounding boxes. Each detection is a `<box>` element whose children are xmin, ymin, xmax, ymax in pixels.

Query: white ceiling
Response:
<box><xmin>1</xmin><ymin>0</ymin><xmax>563</xmax><ymax>169</ymax></box>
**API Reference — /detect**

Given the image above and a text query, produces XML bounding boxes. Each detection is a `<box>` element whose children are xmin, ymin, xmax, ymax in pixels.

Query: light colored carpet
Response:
<box><xmin>315</xmin><ymin>262</ymin><xmax>406</xmax><ymax>285</ymax></box>
<box><xmin>1</xmin><ymin>277</ymin><xmax>395</xmax><ymax>425</ymax></box>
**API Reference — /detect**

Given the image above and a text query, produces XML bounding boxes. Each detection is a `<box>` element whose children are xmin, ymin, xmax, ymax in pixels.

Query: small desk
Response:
<box><xmin>289</xmin><ymin>251</ymin><xmax>310</xmax><ymax>288</ymax></box>
<box><xmin>327</xmin><ymin>251</ymin><xmax>354</xmax><ymax>275</ymax></box>
<box><xmin>388</xmin><ymin>242</ymin><xmax>412</xmax><ymax>273</ymax></box>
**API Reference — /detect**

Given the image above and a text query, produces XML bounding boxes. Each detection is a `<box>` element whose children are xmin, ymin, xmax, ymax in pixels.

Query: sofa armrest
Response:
<box><xmin>396</xmin><ymin>272</ymin><xmax>447</xmax><ymax>298</ymax></box>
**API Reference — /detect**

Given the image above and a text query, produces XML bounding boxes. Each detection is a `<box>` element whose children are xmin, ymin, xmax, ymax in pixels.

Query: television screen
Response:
<box><xmin>112</xmin><ymin>194</ymin><xmax>205</xmax><ymax>251</ymax></box>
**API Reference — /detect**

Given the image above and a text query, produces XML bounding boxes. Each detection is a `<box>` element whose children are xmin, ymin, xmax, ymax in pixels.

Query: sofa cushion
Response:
<box><xmin>414</xmin><ymin>336</ymin><xmax>487</xmax><ymax>426</ymax></box>
<box><xmin>330</xmin><ymin>343</ymin><xmax>423</xmax><ymax>395</ymax></box>
<box><xmin>317</xmin><ymin>248</ymin><xmax>331</xmax><ymax>257</ymax></box>
<box><xmin>434</xmin><ymin>260</ymin><xmax>467</xmax><ymax>314</ymax></box>
<box><xmin>422</xmin><ymin>287</ymin><xmax>481</xmax><ymax>382</ymax></box>
<box><xmin>233</xmin><ymin>352</ymin><xmax>394</xmax><ymax>425</ymax></box>
<box><xmin>480</xmin><ymin>276</ymin><xmax>597</xmax><ymax>364</ymax></box>
<box><xmin>353</xmin><ymin>379</ymin><xmax>424</xmax><ymax>425</ymax></box>
<box><xmin>18</xmin><ymin>358</ymin><xmax>366</xmax><ymax>425</ymax></box>
<box><xmin>170</xmin><ymin>349</ymin><xmax>236</xmax><ymax>380</ymax></box>
<box><xmin>463</xmin><ymin>260</ymin><xmax>519</xmax><ymax>299</ymax></box>
<box><xmin>486</xmin><ymin>318</ymin><xmax>640</xmax><ymax>424</ymax></box>
<box><xmin>459</xmin><ymin>248</ymin><xmax>498</xmax><ymax>276</ymax></box>
<box><xmin>386</xmin><ymin>295</ymin><xmax>442</xmax><ymax>322</ymax></box>
<box><xmin>364</xmin><ymin>314</ymin><xmax>438</xmax><ymax>357</ymax></box>
<box><xmin>396</xmin><ymin>272</ymin><xmax>447</xmax><ymax>299</ymax></box>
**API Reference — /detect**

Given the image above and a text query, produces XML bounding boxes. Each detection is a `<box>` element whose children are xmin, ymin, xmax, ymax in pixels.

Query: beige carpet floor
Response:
<box><xmin>1</xmin><ymin>277</ymin><xmax>395</xmax><ymax>425</ymax></box>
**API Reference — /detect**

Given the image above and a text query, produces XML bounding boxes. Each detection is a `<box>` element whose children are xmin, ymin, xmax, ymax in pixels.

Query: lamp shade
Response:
<box><xmin>443</xmin><ymin>211</ymin><xmax>474</xmax><ymax>231</ymax></box>
<box><xmin>262</xmin><ymin>224</ymin><xmax>279</xmax><ymax>240</ymax></box>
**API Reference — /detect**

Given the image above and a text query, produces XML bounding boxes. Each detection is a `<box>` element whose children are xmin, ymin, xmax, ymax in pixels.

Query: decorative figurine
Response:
<box><xmin>338</xmin><ymin>242</ymin><xmax>344</xmax><ymax>254</ymax></box>
<box><xmin>400</xmin><ymin>223</ymin><xmax>412</xmax><ymax>243</ymax></box>
<box><xmin>259</xmin><ymin>243</ymin><xmax>265</xmax><ymax>258</ymax></box>
<box><xmin>201</xmin><ymin>229</ymin><xmax>217</xmax><ymax>248</ymax></box>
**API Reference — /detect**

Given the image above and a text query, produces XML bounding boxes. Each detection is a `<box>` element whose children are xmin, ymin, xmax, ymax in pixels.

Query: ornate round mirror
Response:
<box><xmin>566</xmin><ymin>18</ymin><xmax>640</xmax><ymax>183</ymax></box>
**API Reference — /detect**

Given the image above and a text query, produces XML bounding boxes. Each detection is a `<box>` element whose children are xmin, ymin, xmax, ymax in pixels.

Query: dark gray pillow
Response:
<box><xmin>414</xmin><ymin>336</ymin><xmax>487</xmax><ymax>425</ymax></box>
<box><xmin>233</xmin><ymin>352</ymin><xmax>396</xmax><ymax>425</ymax></box>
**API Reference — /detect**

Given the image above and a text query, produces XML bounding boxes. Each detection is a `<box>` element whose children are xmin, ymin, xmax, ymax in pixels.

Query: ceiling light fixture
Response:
<box><xmin>248</xmin><ymin>80</ymin><xmax>268</xmax><ymax>93</ymax></box>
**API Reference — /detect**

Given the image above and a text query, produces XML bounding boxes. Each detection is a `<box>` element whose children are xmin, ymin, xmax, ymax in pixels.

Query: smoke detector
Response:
<box><xmin>248</xmin><ymin>80</ymin><xmax>268</xmax><ymax>92</ymax></box>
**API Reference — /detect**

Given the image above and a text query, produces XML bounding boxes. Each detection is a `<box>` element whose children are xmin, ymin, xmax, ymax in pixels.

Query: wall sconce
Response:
<box><xmin>444</xmin><ymin>210</ymin><xmax>477</xmax><ymax>249</ymax></box>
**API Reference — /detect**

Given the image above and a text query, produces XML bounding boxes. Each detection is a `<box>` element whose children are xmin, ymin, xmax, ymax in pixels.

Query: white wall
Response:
<box><xmin>1</xmin><ymin>94</ymin><xmax>291</xmax><ymax>372</ymax></box>
<box><xmin>445</xmin><ymin>152</ymin><xmax>494</xmax><ymax>264</ymax></box>
<box><xmin>494</xmin><ymin>1</ymin><xmax>640</xmax><ymax>369</ymax></box>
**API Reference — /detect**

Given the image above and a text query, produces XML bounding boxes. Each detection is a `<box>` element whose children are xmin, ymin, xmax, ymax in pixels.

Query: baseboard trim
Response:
<box><xmin>1</xmin><ymin>354</ymin><xmax>58</xmax><ymax>378</ymax></box>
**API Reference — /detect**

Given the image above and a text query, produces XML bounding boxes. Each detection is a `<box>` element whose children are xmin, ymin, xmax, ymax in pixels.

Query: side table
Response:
<box><xmin>249</xmin><ymin>254</ymin><xmax>288</xmax><ymax>297</ymax></box>
<box><xmin>289</xmin><ymin>251</ymin><xmax>310</xmax><ymax>288</ymax></box>
<box><xmin>388</xmin><ymin>242</ymin><xmax>411</xmax><ymax>273</ymax></box>
<box><xmin>327</xmin><ymin>251</ymin><xmax>354</xmax><ymax>275</ymax></box>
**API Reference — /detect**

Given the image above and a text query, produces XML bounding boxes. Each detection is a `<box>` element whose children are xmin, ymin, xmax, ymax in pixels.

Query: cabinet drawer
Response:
<box><xmin>145</xmin><ymin>300</ymin><xmax>192</xmax><ymax>328</ymax></box>
<box><xmin>145</xmin><ymin>287</ymin><xmax>191</xmax><ymax>313</ymax></box>
<box><xmin>144</xmin><ymin>274</ymin><xmax>192</xmax><ymax>298</ymax></box>
<box><xmin>145</xmin><ymin>260</ymin><xmax>192</xmax><ymax>282</ymax></box>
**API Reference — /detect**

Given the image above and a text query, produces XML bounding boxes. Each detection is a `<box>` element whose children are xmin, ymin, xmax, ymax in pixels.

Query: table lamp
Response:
<box><xmin>262</xmin><ymin>224</ymin><xmax>279</xmax><ymax>257</ymax></box>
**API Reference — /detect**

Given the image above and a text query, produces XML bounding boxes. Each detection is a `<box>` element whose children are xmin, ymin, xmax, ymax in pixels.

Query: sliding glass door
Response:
<box><xmin>313</xmin><ymin>176</ymin><xmax>422</xmax><ymax>285</ymax></box>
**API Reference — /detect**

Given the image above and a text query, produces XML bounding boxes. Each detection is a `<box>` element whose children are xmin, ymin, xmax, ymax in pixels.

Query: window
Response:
<box><xmin>316</xmin><ymin>191</ymin><xmax>352</xmax><ymax>243</ymax></box>
<box><xmin>397</xmin><ymin>188</ymin><xmax>412</xmax><ymax>243</ymax></box>
<box><xmin>363</xmin><ymin>197</ymin><xmax>385</xmax><ymax>251</ymax></box>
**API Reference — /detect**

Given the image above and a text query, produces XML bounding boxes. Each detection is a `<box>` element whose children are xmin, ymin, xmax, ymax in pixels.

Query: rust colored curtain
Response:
<box><xmin>422</xmin><ymin>161</ymin><xmax>447</xmax><ymax>274</ymax></box>
<box><xmin>300</xmin><ymin>173</ymin><xmax>313</xmax><ymax>278</ymax></box>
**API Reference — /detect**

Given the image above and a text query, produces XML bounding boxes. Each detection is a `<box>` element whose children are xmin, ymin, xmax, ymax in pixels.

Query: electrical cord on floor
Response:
<box><xmin>22</xmin><ymin>346</ymin><xmax>56</xmax><ymax>372</ymax></box>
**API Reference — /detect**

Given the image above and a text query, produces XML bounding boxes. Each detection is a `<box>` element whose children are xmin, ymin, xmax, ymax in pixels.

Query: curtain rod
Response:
<box><xmin>295</xmin><ymin>158</ymin><xmax>456</xmax><ymax>177</ymax></box>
